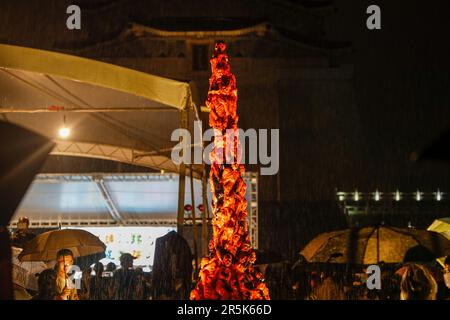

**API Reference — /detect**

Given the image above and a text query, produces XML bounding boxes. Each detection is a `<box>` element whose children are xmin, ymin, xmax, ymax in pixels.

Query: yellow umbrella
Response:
<box><xmin>427</xmin><ymin>218</ymin><xmax>450</xmax><ymax>267</ymax></box>
<box><xmin>18</xmin><ymin>229</ymin><xmax>106</xmax><ymax>262</ymax></box>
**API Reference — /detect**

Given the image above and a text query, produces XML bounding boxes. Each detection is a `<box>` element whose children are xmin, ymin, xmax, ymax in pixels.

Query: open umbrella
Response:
<box><xmin>427</xmin><ymin>218</ymin><xmax>450</xmax><ymax>267</ymax></box>
<box><xmin>300</xmin><ymin>225</ymin><xmax>450</xmax><ymax>265</ymax></box>
<box><xmin>18</xmin><ymin>229</ymin><xmax>106</xmax><ymax>262</ymax></box>
<box><xmin>428</xmin><ymin>218</ymin><xmax>450</xmax><ymax>239</ymax></box>
<box><xmin>11</xmin><ymin>247</ymin><xmax>47</xmax><ymax>290</ymax></box>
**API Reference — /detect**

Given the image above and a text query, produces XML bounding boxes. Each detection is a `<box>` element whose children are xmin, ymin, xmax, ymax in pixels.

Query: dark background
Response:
<box><xmin>1</xmin><ymin>0</ymin><xmax>450</xmax><ymax>262</ymax></box>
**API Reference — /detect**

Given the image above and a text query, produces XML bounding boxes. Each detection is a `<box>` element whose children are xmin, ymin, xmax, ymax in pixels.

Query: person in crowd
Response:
<box><xmin>79</xmin><ymin>266</ymin><xmax>91</xmax><ymax>300</ymax></box>
<box><xmin>111</xmin><ymin>253</ymin><xmax>137</xmax><ymax>300</ymax></box>
<box><xmin>291</xmin><ymin>255</ymin><xmax>311</xmax><ymax>300</ymax></box>
<box><xmin>54</xmin><ymin>249</ymin><xmax>79</xmax><ymax>300</ymax></box>
<box><xmin>106</xmin><ymin>262</ymin><xmax>117</xmax><ymax>272</ymax></box>
<box><xmin>32</xmin><ymin>269</ymin><xmax>57</xmax><ymax>300</ymax></box>
<box><xmin>89</xmin><ymin>262</ymin><xmax>105</xmax><ymax>300</ymax></box>
<box><xmin>133</xmin><ymin>267</ymin><xmax>150</xmax><ymax>300</ymax></box>
<box><xmin>102</xmin><ymin>262</ymin><xmax>116</xmax><ymax>299</ymax></box>
<box><xmin>152</xmin><ymin>231</ymin><xmax>193</xmax><ymax>299</ymax></box>
<box><xmin>11</xmin><ymin>217</ymin><xmax>35</xmax><ymax>248</ymax></box>
<box><xmin>306</xmin><ymin>268</ymin><xmax>347</xmax><ymax>300</ymax></box>
<box><xmin>400</xmin><ymin>264</ymin><xmax>438</xmax><ymax>300</ymax></box>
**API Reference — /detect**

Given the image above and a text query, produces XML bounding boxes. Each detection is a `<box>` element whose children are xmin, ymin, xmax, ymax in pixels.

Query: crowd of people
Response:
<box><xmin>9</xmin><ymin>217</ymin><xmax>450</xmax><ymax>300</ymax></box>
<box><xmin>31</xmin><ymin>249</ymin><xmax>152</xmax><ymax>300</ymax></box>
<box><xmin>265</xmin><ymin>255</ymin><xmax>450</xmax><ymax>300</ymax></box>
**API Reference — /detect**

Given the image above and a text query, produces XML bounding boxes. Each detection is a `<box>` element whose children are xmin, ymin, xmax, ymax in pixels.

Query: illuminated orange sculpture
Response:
<box><xmin>190</xmin><ymin>42</ymin><xmax>270</xmax><ymax>300</ymax></box>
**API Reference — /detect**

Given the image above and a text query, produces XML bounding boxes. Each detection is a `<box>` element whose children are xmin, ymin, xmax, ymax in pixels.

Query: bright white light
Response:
<box><xmin>354</xmin><ymin>190</ymin><xmax>359</xmax><ymax>201</ymax></box>
<box><xmin>337</xmin><ymin>193</ymin><xmax>345</xmax><ymax>201</ymax></box>
<box><xmin>374</xmin><ymin>190</ymin><xmax>380</xmax><ymax>201</ymax></box>
<box><xmin>416</xmin><ymin>190</ymin><xmax>422</xmax><ymax>201</ymax></box>
<box><xmin>58</xmin><ymin>126</ymin><xmax>71</xmax><ymax>139</ymax></box>
<box><xmin>395</xmin><ymin>190</ymin><xmax>401</xmax><ymax>201</ymax></box>
<box><xmin>436</xmin><ymin>189</ymin><xmax>442</xmax><ymax>201</ymax></box>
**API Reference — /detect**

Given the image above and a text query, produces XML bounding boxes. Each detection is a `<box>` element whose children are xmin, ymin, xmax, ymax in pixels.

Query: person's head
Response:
<box><xmin>119</xmin><ymin>253</ymin><xmax>135</xmax><ymax>269</ymax></box>
<box><xmin>36</xmin><ymin>269</ymin><xmax>56</xmax><ymax>296</ymax></box>
<box><xmin>400</xmin><ymin>264</ymin><xmax>438</xmax><ymax>300</ymax></box>
<box><xmin>56</xmin><ymin>249</ymin><xmax>74</xmax><ymax>273</ymax></box>
<box><xmin>106</xmin><ymin>262</ymin><xmax>117</xmax><ymax>272</ymax></box>
<box><xmin>17</xmin><ymin>217</ymin><xmax>30</xmax><ymax>231</ymax></box>
<box><xmin>93</xmin><ymin>262</ymin><xmax>104</xmax><ymax>277</ymax></box>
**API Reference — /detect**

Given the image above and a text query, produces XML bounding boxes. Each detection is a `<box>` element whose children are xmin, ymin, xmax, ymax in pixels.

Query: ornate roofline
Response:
<box><xmin>64</xmin><ymin>19</ymin><xmax>350</xmax><ymax>54</ymax></box>
<box><xmin>124</xmin><ymin>21</ymin><xmax>271</xmax><ymax>38</ymax></box>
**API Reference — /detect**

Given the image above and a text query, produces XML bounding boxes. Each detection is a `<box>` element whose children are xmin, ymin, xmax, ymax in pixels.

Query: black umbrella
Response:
<box><xmin>300</xmin><ymin>225</ymin><xmax>450</xmax><ymax>265</ymax></box>
<box><xmin>0</xmin><ymin>120</ymin><xmax>54</xmax><ymax>299</ymax></box>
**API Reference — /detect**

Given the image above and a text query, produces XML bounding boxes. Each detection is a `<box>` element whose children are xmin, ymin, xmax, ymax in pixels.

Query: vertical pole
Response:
<box><xmin>177</xmin><ymin>107</ymin><xmax>188</xmax><ymax>237</ymax></box>
<box><xmin>201</xmin><ymin>167</ymin><xmax>208</xmax><ymax>256</ymax></box>
<box><xmin>189</xmin><ymin>165</ymin><xmax>198</xmax><ymax>274</ymax></box>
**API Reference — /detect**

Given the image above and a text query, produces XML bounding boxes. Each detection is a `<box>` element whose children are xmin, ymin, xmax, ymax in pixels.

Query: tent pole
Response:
<box><xmin>201</xmin><ymin>167</ymin><xmax>208</xmax><ymax>256</ymax></box>
<box><xmin>191</xmin><ymin>100</ymin><xmax>209</xmax><ymax>257</ymax></box>
<box><xmin>177</xmin><ymin>108</ymin><xmax>188</xmax><ymax>237</ymax></box>
<box><xmin>189</xmin><ymin>164</ymin><xmax>199</xmax><ymax>274</ymax></box>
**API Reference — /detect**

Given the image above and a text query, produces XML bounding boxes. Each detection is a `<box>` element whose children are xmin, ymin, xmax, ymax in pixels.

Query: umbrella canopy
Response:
<box><xmin>18</xmin><ymin>229</ymin><xmax>106</xmax><ymax>262</ymax></box>
<box><xmin>11</xmin><ymin>247</ymin><xmax>46</xmax><ymax>290</ymax></box>
<box><xmin>428</xmin><ymin>218</ymin><xmax>450</xmax><ymax>240</ymax></box>
<box><xmin>300</xmin><ymin>225</ymin><xmax>450</xmax><ymax>265</ymax></box>
<box><xmin>427</xmin><ymin>217</ymin><xmax>450</xmax><ymax>267</ymax></box>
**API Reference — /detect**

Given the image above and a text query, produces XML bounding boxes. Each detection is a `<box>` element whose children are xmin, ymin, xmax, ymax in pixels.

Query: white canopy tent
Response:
<box><xmin>0</xmin><ymin>44</ymin><xmax>208</xmax><ymax>234</ymax></box>
<box><xmin>0</xmin><ymin>43</ymin><xmax>201</xmax><ymax>177</ymax></box>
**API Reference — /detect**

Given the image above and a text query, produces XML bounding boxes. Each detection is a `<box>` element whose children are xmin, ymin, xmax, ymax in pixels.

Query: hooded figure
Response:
<box><xmin>400</xmin><ymin>264</ymin><xmax>438</xmax><ymax>300</ymax></box>
<box><xmin>152</xmin><ymin>231</ymin><xmax>193</xmax><ymax>299</ymax></box>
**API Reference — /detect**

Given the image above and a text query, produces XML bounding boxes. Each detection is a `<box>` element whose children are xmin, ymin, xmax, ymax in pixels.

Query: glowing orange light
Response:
<box><xmin>190</xmin><ymin>42</ymin><xmax>270</xmax><ymax>300</ymax></box>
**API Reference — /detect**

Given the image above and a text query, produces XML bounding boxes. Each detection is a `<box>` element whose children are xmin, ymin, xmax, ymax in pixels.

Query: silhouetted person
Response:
<box><xmin>106</xmin><ymin>262</ymin><xmax>117</xmax><ymax>272</ymax></box>
<box><xmin>103</xmin><ymin>262</ymin><xmax>116</xmax><ymax>299</ymax></box>
<box><xmin>152</xmin><ymin>231</ymin><xmax>193</xmax><ymax>299</ymax></box>
<box><xmin>90</xmin><ymin>263</ymin><xmax>105</xmax><ymax>300</ymax></box>
<box><xmin>111</xmin><ymin>253</ymin><xmax>137</xmax><ymax>300</ymax></box>
<box><xmin>400</xmin><ymin>264</ymin><xmax>437</xmax><ymax>300</ymax></box>
<box><xmin>32</xmin><ymin>269</ymin><xmax>57</xmax><ymax>300</ymax></box>
<box><xmin>11</xmin><ymin>217</ymin><xmax>35</xmax><ymax>248</ymax></box>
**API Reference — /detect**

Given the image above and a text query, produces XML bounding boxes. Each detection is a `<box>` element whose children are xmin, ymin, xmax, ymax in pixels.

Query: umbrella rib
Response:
<box><xmin>361</xmin><ymin>226</ymin><xmax>378</xmax><ymax>264</ymax></box>
<box><xmin>384</xmin><ymin>225</ymin><xmax>420</xmax><ymax>243</ymax></box>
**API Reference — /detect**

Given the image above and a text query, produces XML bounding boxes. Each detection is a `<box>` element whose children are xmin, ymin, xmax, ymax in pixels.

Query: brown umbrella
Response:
<box><xmin>300</xmin><ymin>225</ymin><xmax>450</xmax><ymax>265</ymax></box>
<box><xmin>18</xmin><ymin>229</ymin><xmax>106</xmax><ymax>262</ymax></box>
